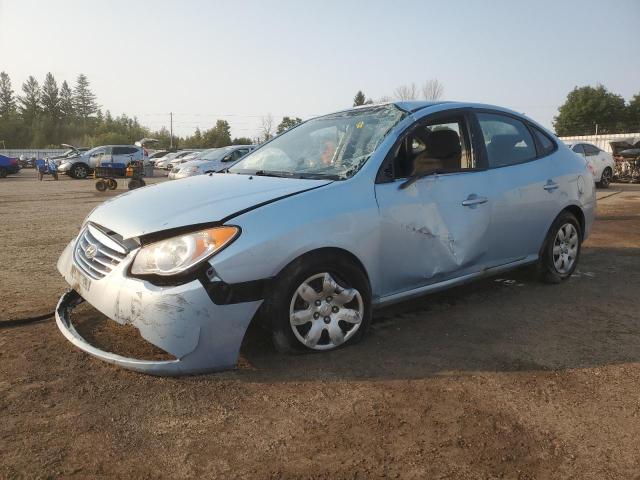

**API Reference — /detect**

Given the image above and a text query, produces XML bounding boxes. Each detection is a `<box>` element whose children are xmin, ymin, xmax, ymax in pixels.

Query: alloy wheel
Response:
<box><xmin>289</xmin><ymin>272</ymin><xmax>364</xmax><ymax>350</ymax></box>
<box><xmin>552</xmin><ymin>223</ymin><xmax>578</xmax><ymax>274</ymax></box>
<box><xmin>74</xmin><ymin>165</ymin><xmax>88</xmax><ymax>179</ymax></box>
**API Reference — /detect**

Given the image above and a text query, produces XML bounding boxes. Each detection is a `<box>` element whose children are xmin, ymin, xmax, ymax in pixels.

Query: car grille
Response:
<box><xmin>73</xmin><ymin>225</ymin><xmax>128</xmax><ymax>280</ymax></box>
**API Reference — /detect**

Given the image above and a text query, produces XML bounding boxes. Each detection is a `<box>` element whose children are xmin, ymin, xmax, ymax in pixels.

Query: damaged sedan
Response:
<box><xmin>56</xmin><ymin>101</ymin><xmax>595</xmax><ymax>375</ymax></box>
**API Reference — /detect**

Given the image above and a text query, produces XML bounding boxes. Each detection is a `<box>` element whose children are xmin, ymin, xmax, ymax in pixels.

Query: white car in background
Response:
<box><xmin>168</xmin><ymin>145</ymin><xmax>254</xmax><ymax>180</ymax></box>
<box><xmin>565</xmin><ymin>142</ymin><xmax>615</xmax><ymax>188</ymax></box>
<box><xmin>166</xmin><ymin>151</ymin><xmax>202</xmax><ymax>170</ymax></box>
<box><xmin>154</xmin><ymin>151</ymin><xmax>195</xmax><ymax>170</ymax></box>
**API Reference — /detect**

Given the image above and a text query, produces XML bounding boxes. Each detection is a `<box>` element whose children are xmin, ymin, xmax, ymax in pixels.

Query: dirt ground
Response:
<box><xmin>1</xmin><ymin>169</ymin><xmax>639</xmax><ymax>479</ymax></box>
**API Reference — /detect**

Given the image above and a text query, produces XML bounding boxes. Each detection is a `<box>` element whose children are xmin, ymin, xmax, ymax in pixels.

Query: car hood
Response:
<box><xmin>88</xmin><ymin>173</ymin><xmax>333</xmax><ymax>239</ymax></box>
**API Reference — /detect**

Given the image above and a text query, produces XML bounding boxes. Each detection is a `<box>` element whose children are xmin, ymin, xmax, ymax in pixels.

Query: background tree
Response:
<box><xmin>41</xmin><ymin>73</ymin><xmax>60</xmax><ymax>119</ymax></box>
<box><xmin>59</xmin><ymin>80</ymin><xmax>74</xmax><ymax>120</ymax></box>
<box><xmin>73</xmin><ymin>73</ymin><xmax>98</xmax><ymax>121</ymax></box>
<box><xmin>40</xmin><ymin>73</ymin><xmax>61</xmax><ymax>145</ymax></box>
<box><xmin>19</xmin><ymin>76</ymin><xmax>41</xmax><ymax>128</ymax></box>
<box><xmin>0</xmin><ymin>72</ymin><xmax>16</xmax><ymax>117</ymax></box>
<box><xmin>202</xmin><ymin>120</ymin><xmax>232</xmax><ymax>147</ymax></box>
<box><xmin>422</xmin><ymin>78</ymin><xmax>444</xmax><ymax>100</ymax></box>
<box><xmin>232</xmin><ymin>136</ymin><xmax>253</xmax><ymax>145</ymax></box>
<box><xmin>353</xmin><ymin>90</ymin><xmax>366</xmax><ymax>106</ymax></box>
<box><xmin>627</xmin><ymin>93</ymin><xmax>640</xmax><ymax>130</ymax></box>
<box><xmin>276</xmin><ymin>116</ymin><xmax>302</xmax><ymax>134</ymax></box>
<box><xmin>393</xmin><ymin>83</ymin><xmax>418</xmax><ymax>101</ymax></box>
<box><xmin>259</xmin><ymin>114</ymin><xmax>274</xmax><ymax>142</ymax></box>
<box><xmin>554</xmin><ymin>84</ymin><xmax>627</xmax><ymax>135</ymax></box>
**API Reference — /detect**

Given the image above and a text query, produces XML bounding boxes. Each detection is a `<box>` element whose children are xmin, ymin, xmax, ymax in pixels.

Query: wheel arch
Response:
<box><xmin>539</xmin><ymin>204</ymin><xmax>586</xmax><ymax>257</ymax></box>
<box><xmin>562</xmin><ymin>204</ymin><xmax>586</xmax><ymax>239</ymax></box>
<box><xmin>273</xmin><ymin>246</ymin><xmax>371</xmax><ymax>288</ymax></box>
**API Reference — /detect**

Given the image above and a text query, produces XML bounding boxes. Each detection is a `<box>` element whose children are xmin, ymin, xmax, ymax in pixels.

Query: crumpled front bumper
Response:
<box><xmin>55</xmin><ymin>240</ymin><xmax>262</xmax><ymax>376</ymax></box>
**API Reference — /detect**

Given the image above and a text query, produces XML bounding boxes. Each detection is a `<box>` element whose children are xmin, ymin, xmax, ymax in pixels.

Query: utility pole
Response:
<box><xmin>170</xmin><ymin>112</ymin><xmax>174</xmax><ymax>149</ymax></box>
<box><xmin>595</xmin><ymin>123</ymin><xmax>598</xmax><ymax>136</ymax></box>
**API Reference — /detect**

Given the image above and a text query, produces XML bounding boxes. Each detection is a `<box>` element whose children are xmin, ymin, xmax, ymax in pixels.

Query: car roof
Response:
<box><xmin>326</xmin><ymin>101</ymin><xmax>532</xmax><ymax>121</ymax></box>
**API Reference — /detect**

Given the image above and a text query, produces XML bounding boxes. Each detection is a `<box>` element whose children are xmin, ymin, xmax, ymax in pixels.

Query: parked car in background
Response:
<box><xmin>166</xmin><ymin>151</ymin><xmax>201</xmax><ymax>170</ymax></box>
<box><xmin>50</xmin><ymin>144</ymin><xmax>90</xmax><ymax>166</ymax></box>
<box><xmin>0</xmin><ymin>154</ymin><xmax>20</xmax><ymax>177</ymax></box>
<box><xmin>58</xmin><ymin>145</ymin><xmax>145</xmax><ymax>179</ymax></box>
<box><xmin>155</xmin><ymin>151</ymin><xmax>196</xmax><ymax>170</ymax></box>
<box><xmin>565</xmin><ymin>141</ymin><xmax>614</xmax><ymax>188</ymax></box>
<box><xmin>55</xmin><ymin>101</ymin><xmax>595</xmax><ymax>375</ymax></box>
<box><xmin>146</xmin><ymin>150</ymin><xmax>169</xmax><ymax>163</ymax></box>
<box><xmin>168</xmin><ymin>145</ymin><xmax>254</xmax><ymax>180</ymax></box>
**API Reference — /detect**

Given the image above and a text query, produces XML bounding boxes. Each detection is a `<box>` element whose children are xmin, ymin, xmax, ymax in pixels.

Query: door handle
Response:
<box><xmin>543</xmin><ymin>181</ymin><xmax>559</xmax><ymax>191</ymax></box>
<box><xmin>461</xmin><ymin>194</ymin><xmax>488</xmax><ymax>207</ymax></box>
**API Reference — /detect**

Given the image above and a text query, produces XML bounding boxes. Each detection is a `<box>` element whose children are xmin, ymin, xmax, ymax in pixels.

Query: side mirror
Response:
<box><xmin>222</xmin><ymin>155</ymin><xmax>233</xmax><ymax>162</ymax></box>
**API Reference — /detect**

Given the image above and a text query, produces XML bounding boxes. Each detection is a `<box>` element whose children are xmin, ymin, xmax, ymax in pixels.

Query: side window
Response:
<box><xmin>583</xmin><ymin>144</ymin><xmax>599</xmax><ymax>156</ymax></box>
<box><xmin>531</xmin><ymin>126</ymin><xmax>556</xmax><ymax>156</ymax></box>
<box><xmin>572</xmin><ymin>144</ymin><xmax>585</xmax><ymax>156</ymax></box>
<box><xmin>392</xmin><ymin>116</ymin><xmax>473</xmax><ymax>179</ymax></box>
<box><xmin>477</xmin><ymin>113</ymin><xmax>537</xmax><ymax>167</ymax></box>
<box><xmin>112</xmin><ymin>147</ymin><xmax>127</xmax><ymax>155</ymax></box>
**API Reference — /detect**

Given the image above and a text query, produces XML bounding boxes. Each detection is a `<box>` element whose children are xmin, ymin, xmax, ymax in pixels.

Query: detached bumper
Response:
<box><xmin>56</xmin><ymin>240</ymin><xmax>262</xmax><ymax>376</ymax></box>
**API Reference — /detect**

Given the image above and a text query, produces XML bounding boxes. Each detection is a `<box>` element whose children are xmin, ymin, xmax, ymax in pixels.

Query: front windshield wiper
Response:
<box><xmin>253</xmin><ymin>170</ymin><xmax>299</xmax><ymax>178</ymax></box>
<box><xmin>399</xmin><ymin>169</ymin><xmax>448</xmax><ymax>190</ymax></box>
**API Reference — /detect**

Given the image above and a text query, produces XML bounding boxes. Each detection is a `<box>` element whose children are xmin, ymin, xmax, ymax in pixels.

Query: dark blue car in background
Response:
<box><xmin>0</xmin><ymin>155</ymin><xmax>20</xmax><ymax>177</ymax></box>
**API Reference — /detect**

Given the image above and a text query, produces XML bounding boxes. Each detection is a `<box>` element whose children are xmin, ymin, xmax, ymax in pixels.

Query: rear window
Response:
<box><xmin>571</xmin><ymin>144</ymin><xmax>585</xmax><ymax>155</ymax></box>
<box><xmin>583</xmin><ymin>144</ymin><xmax>600</xmax><ymax>156</ymax></box>
<box><xmin>531</xmin><ymin>126</ymin><xmax>556</xmax><ymax>156</ymax></box>
<box><xmin>476</xmin><ymin>113</ymin><xmax>537</xmax><ymax>167</ymax></box>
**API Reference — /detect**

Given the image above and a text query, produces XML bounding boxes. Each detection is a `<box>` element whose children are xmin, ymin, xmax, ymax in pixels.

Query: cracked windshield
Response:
<box><xmin>229</xmin><ymin>104</ymin><xmax>406</xmax><ymax>179</ymax></box>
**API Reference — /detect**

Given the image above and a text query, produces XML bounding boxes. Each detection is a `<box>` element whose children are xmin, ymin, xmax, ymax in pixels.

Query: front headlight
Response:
<box><xmin>131</xmin><ymin>226</ymin><xmax>239</xmax><ymax>276</ymax></box>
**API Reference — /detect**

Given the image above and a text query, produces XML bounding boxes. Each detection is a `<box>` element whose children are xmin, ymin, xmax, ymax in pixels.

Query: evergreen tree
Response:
<box><xmin>19</xmin><ymin>75</ymin><xmax>41</xmax><ymax>126</ymax></box>
<box><xmin>73</xmin><ymin>73</ymin><xmax>98</xmax><ymax>120</ymax></box>
<box><xmin>353</xmin><ymin>90</ymin><xmax>367</xmax><ymax>106</ymax></box>
<box><xmin>59</xmin><ymin>80</ymin><xmax>75</xmax><ymax>119</ymax></box>
<box><xmin>41</xmin><ymin>72</ymin><xmax>60</xmax><ymax>120</ymax></box>
<box><xmin>0</xmin><ymin>72</ymin><xmax>16</xmax><ymax>117</ymax></box>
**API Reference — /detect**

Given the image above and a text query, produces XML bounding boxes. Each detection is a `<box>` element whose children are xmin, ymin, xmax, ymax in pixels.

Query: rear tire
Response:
<box><xmin>597</xmin><ymin>167</ymin><xmax>612</xmax><ymax>188</ymax></box>
<box><xmin>265</xmin><ymin>253</ymin><xmax>372</xmax><ymax>354</ymax></box>
<box><xmin>0</xmin><ymin>168</ymin><xmax>7</xmax><ymax>178</ymax></box>
<box><xmin>538</xmin><ymin>211</ymin><xmax>582</xmax><ymax>284</ymax></box>
<box><xmin>95</xmin><ymin>179</ymin><xmax>107</xmax><ymax>192</ymax></box>
<box><xmin>107</xmin><ymin>178</ymin><xmax>117</xmax><ymax>190</ymax></box>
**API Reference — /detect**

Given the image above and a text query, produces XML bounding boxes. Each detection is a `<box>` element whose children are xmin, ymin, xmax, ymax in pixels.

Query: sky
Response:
<box><xmin>1</xmin><ymin>0</ymin><xmax>639</xmax><ymax>138</ymax></box>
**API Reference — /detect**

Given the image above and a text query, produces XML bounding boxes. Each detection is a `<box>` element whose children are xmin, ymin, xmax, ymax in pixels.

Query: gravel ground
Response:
<box><xmin>1</xmin><ymin>169</ymin><xmax>639</xmax><ymax>479</ymax></box>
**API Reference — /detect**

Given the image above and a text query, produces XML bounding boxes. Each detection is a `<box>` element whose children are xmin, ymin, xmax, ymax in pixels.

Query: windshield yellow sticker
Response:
<box><xmin>356</xmin><ymin>121</ymin><xmax>364</xmax><ymax>129</ymax></box>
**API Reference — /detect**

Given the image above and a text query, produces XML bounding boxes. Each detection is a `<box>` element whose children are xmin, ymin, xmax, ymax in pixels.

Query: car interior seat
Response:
<box><xmin>412</xmin><ymin>129</ymin><xmax>462</xmax><ymax>174</ymax></box>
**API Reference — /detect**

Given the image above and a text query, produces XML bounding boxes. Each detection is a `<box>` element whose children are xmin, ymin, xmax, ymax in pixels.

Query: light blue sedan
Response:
<box><xmin>55</xmin><ymin>101</ymin><xmax>595</xmax><ymax>375</ymax></box>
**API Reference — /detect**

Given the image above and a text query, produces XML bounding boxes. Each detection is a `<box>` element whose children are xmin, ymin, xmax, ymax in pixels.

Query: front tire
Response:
<box><xmin>266</xmin><ymin>254</ymin><xmax>372</xmax><ymax>354</ymax></box>
<box><xmin>0</xmin><ymin>168</ymin><xmax>7</xmax><ymax>178</ymax></box>
<box><xmin>71</xmin><ymin>163</ymin><xmax>89</xmax><ymax>179</ymax></box>
<box><xmin>539</xmin><ymin>212</ymin><xmax>582</xmax><ymax>284</ymax></box>
<box><xmin>597</xmin><ymin>167</ymin><xmax>612</xmax><ymax>188</ymax></box>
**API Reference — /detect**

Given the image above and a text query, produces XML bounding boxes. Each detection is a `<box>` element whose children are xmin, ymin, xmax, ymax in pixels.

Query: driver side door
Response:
<box><xmin>374</xmin><ymin>110</ymin><xmax>493</xmax><ymax>298</ymax></box>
